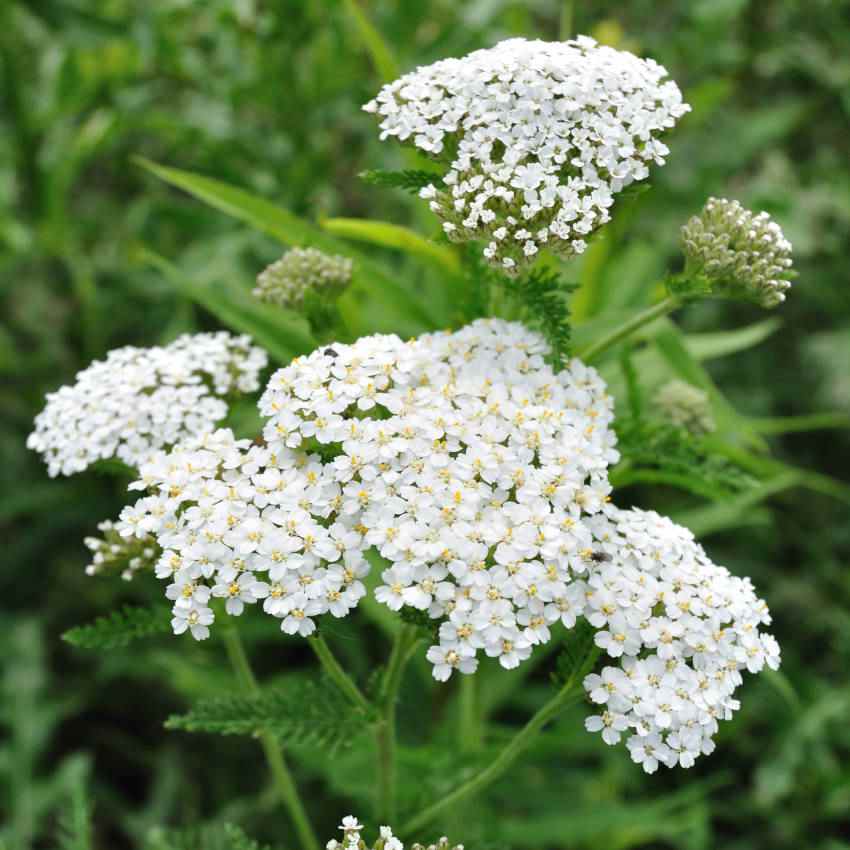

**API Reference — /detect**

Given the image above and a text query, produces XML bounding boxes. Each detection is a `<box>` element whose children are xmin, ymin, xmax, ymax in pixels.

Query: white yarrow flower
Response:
<box><xmin>330</xmin><ymin>818</ymin><xmax>463</xmax><ymax>850</ymax></box>
<box><xmin>580</xmin><ymin>507</ymin><xmax>780</xmax><ymax>772</ymax></box>
<box><xmin>365</xmin><ymin>37</ymin><xmax>689</xmax><ymax>272</ymax></box>
<box><xmin>28</xmin><ymin>332</ymin><xmax>267</xmax><ymax>476</ymax></box>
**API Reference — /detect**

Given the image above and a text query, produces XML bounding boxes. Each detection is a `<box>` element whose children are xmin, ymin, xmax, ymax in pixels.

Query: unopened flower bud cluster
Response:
<box><xmin>654</xmin><ymin>380</ymin><xmax>715</xmax><ymax>436</ymax></box>
<box><xmin>681</xmin><ymin>197</ymin><xmax>794</xmax><ymax>307</ymax></box>
<box><xmin>328</xmin><ymin>816</ymin><xmax>462</xmax><ymax>850</ymax></box>
<box><xmin>254</xmin><ymin>247</ymin><xmax>353</xmax><ymax>307</ymax></box>
<box><xmin>28</xmin><ymin>332</ymin><xmax>267</xmax><ymax>476</ymax></box>
<box><xmin>365</xmin><ymin>36</ymin><xmax>689</xmax><ymax>273</ymax></box>
<box><xmin>84</xmin><ymin>519</ymin><xmax>160</xmax><ymax>580</ymax></box>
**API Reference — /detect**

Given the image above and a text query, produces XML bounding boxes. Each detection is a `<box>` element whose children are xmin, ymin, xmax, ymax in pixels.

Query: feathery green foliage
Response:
<box><xmin>553</xmin><ymin>620</ymin><xmax>599</xmax><ymax>688</ymax></box>
<box><xmin>222</xmin><ymin>823</ymin><xmax>274</xmax><ymax>850</ymax></box>
<box><xmin>165</xmin><ymin>676</ymin><xmax>373</xmax><ymax>753</ymax></box>
<box><xmin>56</xmin><ymin>785</ymin><xmax>93</xmax><ymax>850</ymax></box>
<box><xmin>499</xmin><ymin>267</ymin><xmax>579</xmax><ymax>367</ymax></box>
<box><xmin>613</xmin><ymin>416</ymin><xmax>754</xmax><ymax>500</ymax></box>
<box><xmin>359</xmin><ymin>168</ymin><xmax>446</xmax><ymax>193</ymax></box>
<box><xmin>144</xmin><ymin>823</ymin><xmax>275</xmax><ymax>850</ymax></box>
<box><xmin>63</xmin><ymin>605</ymin><xmax>171</xmax><ymax>650</ymax></box>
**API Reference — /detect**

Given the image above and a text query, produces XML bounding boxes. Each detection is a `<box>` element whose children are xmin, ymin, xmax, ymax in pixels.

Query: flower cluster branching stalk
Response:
<box><xmin>401</xmin><ymin>646</ymin><xmax>599</xmax><ymax>834</ymax></box>
<box><xmin>579</xmin><ymin>294</ymin><xmax>681</xmax><ymax>363</ymax></box>
<box><xmin>377</xmin><ymin>625</ymin><xmax>421</xmax><ymax>822</ymax></box>
<box><xmin>309</xmin><ymin>634</ymin><xmax>371</xmax><ymax>712</ymax></box>
<box><xmin>221</xmin><ymin>625</ymin><xmax>320</xmax><ymax>850</ymax></box>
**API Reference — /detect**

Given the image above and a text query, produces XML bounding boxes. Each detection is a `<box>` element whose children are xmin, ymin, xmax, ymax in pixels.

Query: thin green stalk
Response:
<box><xmin>559</xmin><ymin>0</ymin><xmax>574</xmax><ymax>40</ymax></box>
<box><xmin>222</xmin><ymin>626</ymin><xmax>319</xmax><ymax>850</ymax></box>
<box><xmin>579</xmin><ymin>295</ymin><xmax>681</xmax><ymax>363</ymax></box>
<box><xmin>377</xmin><ymin>625</ymin><xmax>420</xmax><ymax>822</ymax></box>
<box><xmin>401</xmin><ymin>663</ymin><xmax>592</xmax><ymax>834</ymax></box>
<box><xmin>458</xmin><ymin>675</ymin><xmax>481</xmax><ymax>753</ymax></box>
<box><xmin>309</xmin><ymin>634</ymin><xmax>371</xmax><ymax>712</ymax></box>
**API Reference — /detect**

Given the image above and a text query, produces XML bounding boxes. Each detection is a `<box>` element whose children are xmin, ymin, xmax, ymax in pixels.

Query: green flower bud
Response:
<box><xmin>680</xmin><ymin>197</ymin><xmax>795</xmax><ymax>308</ymax></box>
<box><xmin>655</xmin><ymin>380</ymin><xmax>715</xmax><ymax>436</ymax></box>
<box><xmin>254</xmin><ymin>247</ymin><xmax>353</xmax><ymax>307</ymax></box>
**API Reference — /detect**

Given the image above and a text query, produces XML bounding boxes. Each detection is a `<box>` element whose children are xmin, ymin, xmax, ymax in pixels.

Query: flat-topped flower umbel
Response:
<box><xmin>27</xmin><ymin>332</ymin><xmax>267</xmax><ymax>476</ymax></box>
<box><xmin>365</xmin><ymin>36</ymin><xmax>689</xmax><ymax>272</ymax></box>
<box><xmin>582</xmin><ymin>507</ymin><xmax>779</xmax><ymax>771</ymax></box>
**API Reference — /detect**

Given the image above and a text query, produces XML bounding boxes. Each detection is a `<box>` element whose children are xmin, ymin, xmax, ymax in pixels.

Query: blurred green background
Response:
<box><xmin>2</xmin><ymin>1</ymin><xmax>850</xmax><ymax>848</ymax></box>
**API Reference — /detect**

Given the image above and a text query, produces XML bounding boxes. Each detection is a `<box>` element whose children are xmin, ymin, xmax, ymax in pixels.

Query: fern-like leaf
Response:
<box><xmin>498</xmin><ymin>267</ymin><xmax>578</xmax><ymax>367</ymax></box>
<box><xmin>63</xmin><ymin>605</ymin><xmax>171</xmax><ymax>650</ymax></box>
<box><xmin>145</xmin><ymin>823</ymin><xmax>275</xmax><ymax>850</ymax></box>
<box><xmin>613</xmin><ymin>417</ymin><xmax>755</xmax><ymax>500</ymax></box>
<box><xmin>222</xmin><ymin>824</ymin><xmax>273</xmax><ymax>850</ymax></box>
<box><xmin>359</xmin><ymin>168</ymin><xmax>445</xmax><ymax>193</ymax></box>
<box><xmin>553</xmin><ymin>620</ymin><xmax>599</xmax><ymax>688</ymax></box>
<box><xmin>57</xmin><ymin>785</ymin><xmax>93</xmax><ymax>850</ymax></box>
<box><xmin>165</xmin><ymin>675</ymin><xmax>373</xmax><ymax>753</ymax></box>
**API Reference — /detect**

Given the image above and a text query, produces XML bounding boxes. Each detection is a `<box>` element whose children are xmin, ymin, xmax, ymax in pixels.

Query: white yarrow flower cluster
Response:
<box><xmin>327</xmin><ymin>816</ymin><xmax>463</xmax><ymax>850</ymax></box>
<box><xmin>364</xmin><ymin>36</ymin><xmax>689</xmax><ymax>272</ymax></box>
<box><xmin>581</xmin><ymin>507</ymin><xmax>780</xmax><ymax>772</ymax></box>
<box><xmin>117</xmin><ymin>428</ymin><xmax>369</xmax><ymax>641</ymax></box>
<box><xmin>681</xmin><ymin>197</ymin><xmax>795</xmax><ymax>307</ymax></box>
<box><xmin>27</xmin><ymin>332</ymin><xmax>267</xmax><ymax>476</ymax></box>
<box><xmin>118</xmin><ymin>319</ymin><xmax>619</xmax><ymax>676</ymax></box>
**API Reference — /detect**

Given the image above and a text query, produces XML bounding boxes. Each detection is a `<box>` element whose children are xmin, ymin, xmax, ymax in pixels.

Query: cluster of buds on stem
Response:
<box><xmin>679</xmin><ymin>197</ymin><xmax>795</xmax><ymax>307</ymax></box>
<box><xmin>654</xmin><ymin>379</ymin><xmax>715</xmax><ymax>436</ymax></box>
<box><xmin>84</xmin><ymin>519</ymin><xmax>159</xmax><ymax>580</ymax></box>
<box><xmin>254</xmin><ymin>247</ymin><xmax>353</xmax><ymax>308</ymax></box>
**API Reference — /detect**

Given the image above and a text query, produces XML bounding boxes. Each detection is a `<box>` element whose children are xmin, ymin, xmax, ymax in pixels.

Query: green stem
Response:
<box><xmin>309</xmin><ymin>634</ymin><xmax>371</xmax><ymax>712</ymax></box>
<box><xmin>222</xmin><ymin>626</ymin><xmax>319</xmax><ymax>850</ymax></box>
<box><xmin>376</xmin><ymin>625</ymin><xmax>420</xmax><ymax>822</ymax></box>
<box><xmin>458</xmin><ymin>675</ymin><xmax>481</xmax><ymax>753</ymax></box>
<box><xmin>559</xmin><ymin>0</ymin><xmax>574</xmax><ymax>40</ymax></box>
<box><xmin>401</xmin><ymin>661</ymin><xmax>593</xmax><ymax>835</ymax></box>
<box><xmin>579</xmin><ymin>295</ymin><xmax>681</xmax><ymax>363</ymax></box>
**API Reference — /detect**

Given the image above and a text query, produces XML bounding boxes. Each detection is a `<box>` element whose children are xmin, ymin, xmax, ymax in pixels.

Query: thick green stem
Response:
<box><xmin>401</xmin><ymin>669</ymin><xmax>589</xmax><ymax>835</ymax></box>
<box><xmin>376</xmin><ymin>625</ymin><xmax>420</xmax><ymax>822</ymax></box>
<box><xmin>579</xmin><ymin>294</ymin><xmax>681</xmax><ymax>363</ymax></box>
<box><xmin>222</xmin><ymin>627</ymin><xmax>319</xmax><ymax>850</ymax></box>
<box><xmin>309</xmin><ymin>633</ymin><xmax>371</xmax><ymax>712</ymax></box>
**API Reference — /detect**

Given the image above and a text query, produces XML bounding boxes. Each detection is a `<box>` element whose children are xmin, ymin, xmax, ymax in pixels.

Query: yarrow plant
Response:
<box><xmin>30</xmin><ymin>29</ymin><xmax>819</xmax><ymax>849</ymax></box>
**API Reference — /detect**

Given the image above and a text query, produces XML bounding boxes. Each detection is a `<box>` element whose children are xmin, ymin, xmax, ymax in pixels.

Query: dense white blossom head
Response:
<box><xmin>254</xmin><ymin>247</ymin><xmax>353</xmax><ymax>308</ymax></box>
<box><xmin>118</xmin><ymin>319</ymin><xmax>619</xmax><ymax>665</ymax></box>
<box><xmin>581</xmin><ymin>507</ymin><xmax>779</xmax><ymax>772</ymax></box>
<box><xmin>365</xmin><ymin>36</ymin><xmax>689</xmax><ymax>272</ymax></box>
<box><xmin>28</xmin><ymin>332</ymin><xmax>267</xmax><ymax>476</ymax></box>
<box><xmin>680</xmin><ymin>197</ymin><xmax>795</xmax><ymax>307</ymax></box>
